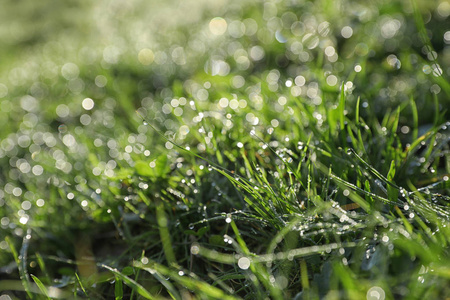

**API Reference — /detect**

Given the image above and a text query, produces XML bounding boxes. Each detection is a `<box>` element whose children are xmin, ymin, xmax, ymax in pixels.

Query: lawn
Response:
<box><xmin>0</xmin><ymin>0</ymin><xmax>449</xmax><ymax>299</ymax></box>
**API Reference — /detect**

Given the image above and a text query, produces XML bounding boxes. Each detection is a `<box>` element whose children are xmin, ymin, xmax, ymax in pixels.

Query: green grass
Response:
<box><xmin>0</xmin><ymin>0</ymin><xmax>449</xmax><ymax>299</ymax></box>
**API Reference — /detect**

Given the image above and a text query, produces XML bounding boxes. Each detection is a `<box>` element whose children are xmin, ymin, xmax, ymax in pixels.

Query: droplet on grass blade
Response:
<box><xmin>238</xmin><ymin>257</ymin><xmax>250</xmax><ymax>270</ymax></box>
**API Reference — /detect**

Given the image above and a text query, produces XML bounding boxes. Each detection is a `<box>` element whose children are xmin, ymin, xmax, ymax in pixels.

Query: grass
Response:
<box><xmin>0</xmin><ymin>0</ymin><xmax>449</xmax><ymax>299</ymax></box>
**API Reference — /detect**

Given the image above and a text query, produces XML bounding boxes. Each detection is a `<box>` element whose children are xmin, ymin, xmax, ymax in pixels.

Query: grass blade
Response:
<box><xmin>339</xmin><ymin>81</ymin><xmax>346</xmax><ymax>130</ymax></box>
<box><xmin>6</xmin><ymin>236</ymin><xmax>34</xmax><ymax>299</ymax></box>
<box><xmin>134</xmin><ymin>260</ymin><xmax>239</xmax><ymax>300</ymax></box>
<box><xmin>101</xmin><ymin>264</ymin><xmax>155</xmax><ymax>300</ymax></box>
<box><xmin>115</xmin><ymin>276</ymin><xmax>123</xmax><ymax>300</ymax></box>
<box><xmin>386</xmin><ymin>160</ymin><xmax>399</xmax><ymax>204</ymax></box>
<box><xmin>30</xmin><ymin>275</ymin><xmax>51</xmax><ymax>300</ymax></box>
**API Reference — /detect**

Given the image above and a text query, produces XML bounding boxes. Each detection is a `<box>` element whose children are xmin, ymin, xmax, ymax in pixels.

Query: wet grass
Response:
<box><xmin>0</xmin><ymin>0</ymin><xmax>449</xmax><ymax>299</ymax></box>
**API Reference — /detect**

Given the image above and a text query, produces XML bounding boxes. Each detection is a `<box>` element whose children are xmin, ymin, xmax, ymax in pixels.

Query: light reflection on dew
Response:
<box><xmin>218</xmin><ymin>98</ymin><xmax>229</xmax><ymax>108</ymax></box>
<box><xmin>179</xmin><ymin>125</ymin><xmax>190</xmax><ymax>135</ymax></box>
<box><xmin>225</xmin><ymin>213</ymin><xmax>232</xmax><ymax>223</ymax></box>
<box><xmin>341</xmin><ymin>26</ymin><xmax>353</xmax><ymax>38</ymax></box>
<box><xmin>138</xmin><ymin>48</ymin><xmax>154</xmax><ymax>65</ymax></box>
<box><xmin>250</xmin><ymin>46</ymin><xmax>265</xmax><ymax>61</ymax></box>
<box><xmin>80</xmin><ymin>114</ymin><xmax>91</xmax><ymax>125</ymax></box>
<box><xmin>191</xmin><ymin>243</ymin><xmax>200</xmax><ymax>255</ymax></box>
<box><xmin>366</xmin><ymin>286</ymin><xmax>386</xmax><ymax>300</ymax></box>
<box><xmin>61</xmin><ymin>63</ymin><xmax>80</xmax><ymax>80</ymax></box>
<box><xmin>326</xmin><ymin>75</ymin><xmax>338</xmax><ymax>86</ymax></box>
<box><xmin>82</xmin><ymin>98</ymin><xmax>95</xmax><ymax>110</ymax></box>
<box><xmin>228</xmin><ymin>20</ymin><xmax>245</xmax><ymax>38</ymax></box>
<box><xmin>19</xmin><ymin>216</ymin><xmax>29</xmax><ymax>225</ymax></box>
<box><xmin>95</xmin><ymin>75</ymin><xmax>107</xmax><ymax>87</ymax></box>
<box><xmin>13</xmin><ymin>187</ymin><xmax>22</xmax><ymax>197</ymax></box>
<box><xmin>238</xmin><ymin>257</ymin><xmax>251</xmax><ymax>270</ymax></box>
<box><xmin>209</xmin><ymin>17</ymin><xmax>228</xmax><ymax>36</ymax></box>
<box><xmin>21</xmin><ymin>201</ymin><xmax>31</xmax><ymax>210</ymax></box>
<box><xmin>56</xmin><ymin>104</ymin><xmax>70</xmax><ymax>118</ymax></box>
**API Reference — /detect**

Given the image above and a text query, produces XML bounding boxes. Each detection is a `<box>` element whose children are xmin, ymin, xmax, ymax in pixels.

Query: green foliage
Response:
<box><xmin>0</xmin><ymin>0</ymin><xmax>449</xmax><ymax>299</ymax></box>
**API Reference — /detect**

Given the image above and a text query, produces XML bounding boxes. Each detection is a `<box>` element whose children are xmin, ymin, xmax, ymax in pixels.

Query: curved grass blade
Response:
<box><xmin>134</xmin><ymin>260</ymin><xmax>239</xmax><ymax>300</ymax></box>
<box><xmin>30</xmin><ymin>275</ymin><xmax>51</xmax><ymax>300</ymax></box>
<box><xmin>5</xmin><ymin>235</ymin><xmax>33</xmax><ymax>299</ymax></box>
<box><xmin>100</xmin><ymin>264</ymin><xmax>155</xmax><ymax>300</ymax></box>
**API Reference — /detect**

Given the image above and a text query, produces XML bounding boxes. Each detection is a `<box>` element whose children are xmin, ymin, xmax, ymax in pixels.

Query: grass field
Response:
<box><xmin>0</xmin><ymin>0</ymin><xmax>449</xmax><ymax>299</ymax></box>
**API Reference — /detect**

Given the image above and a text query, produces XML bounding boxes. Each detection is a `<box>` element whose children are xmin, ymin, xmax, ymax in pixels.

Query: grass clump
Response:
<box><xmin>0</xmin><ymin>0</ymin><xmax>449</xmax><ymax>299</ymax></box>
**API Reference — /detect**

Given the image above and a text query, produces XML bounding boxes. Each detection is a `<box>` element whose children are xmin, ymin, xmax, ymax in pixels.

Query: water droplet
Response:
<box><xmin>225</xmin><ymin>213</ymin><xmax>232</xmax><ymax>223</ymax></box>
<box><xmin>188</xmin><ymin>223</ymin><xmax>194</xmax><ymax>230</ymax></box>
<box><xmin>189</xmin><ymin>243</ymin><xmax>199</xmax><ymax>255</ymax></box>
<box><xmin>238</xmin><ymin>257</ymin><xmax>251</xmax><ymax>270</ymax></box>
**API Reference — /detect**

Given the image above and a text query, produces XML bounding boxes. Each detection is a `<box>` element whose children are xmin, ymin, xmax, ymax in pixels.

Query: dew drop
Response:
<box><xmin>225</xmin><ymin>213</ymin><xmax>232</xmax><ymax>223</ymax></box>
<box><xmin>238</xmin><ymin>257</ymin><xmax>251</xmax><ymax>270</ymax></box>
<box><xmin>190</xmin><ymin>243</ymin><xmax>200</xmax><ymax>255</ymax></box>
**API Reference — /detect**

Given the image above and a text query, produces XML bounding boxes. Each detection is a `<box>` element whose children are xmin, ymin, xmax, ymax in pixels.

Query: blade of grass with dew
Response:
<box><xmin>250</xmin><ymin>129</ymin><xmax>303</xmax><ymax>181</ymax></box>
<box><xmin>30</xmin><ymin>275</ymin><xmax>51</xmax><ymax>300</ymax></box>
<box><xmin>386</xmin><ymin>160</ymin><xmax>399</xmax><ymax>206</ymax></box>
<box><xmin>212</xmin><ymin>166</ymin><xmax>277</xmax><ymax>223</ymax></box>
<box><xmin>347</xmin><ymin>148</ymin><xmax>400</xmax><ymax>190</ymax></box>
<box><xmin>100</xmin><ymin>264</ymin><xmax>155</xmax><ymax>300</ymax></box>
<box><xmin>75</xmin><ymin>272</ymin><xmax>88</xmax><ymax>297</ymax></box>
<box><xmin>394</xmin><ymin>206</ymin><xmax>414</xmax><ymax>234</ymax></box>
<box><xmin>364</xmin><ymin>180</ymin><xmax>374</xmax><ymax>206</ymax></box>
<box><xmin>5</xmin><ymin>236</ymin><xmax>34</xmax><ymax>299</ymax></box>
<box><xmin>134</xmin><ymin>260</ymin><xmax>239</xmax><ymax>300</ymax></box>
<box><xmin>229</xmin><ymin>219</ymin><xmax>284</xmax><ymax>300</ymax></box>
<box><xmin>198</xmin><ymin>242</ymin><xmax>357</xmax><ymax>264</ymax></box>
